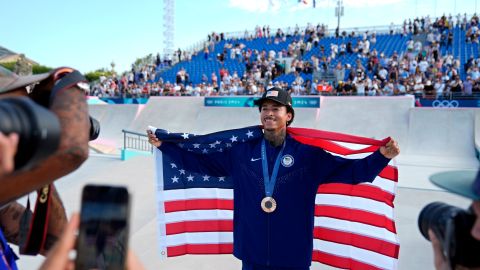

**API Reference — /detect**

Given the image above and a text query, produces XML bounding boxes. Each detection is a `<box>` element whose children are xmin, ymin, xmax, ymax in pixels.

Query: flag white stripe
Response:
<box><xmin>361</xmin><ymin>177</ymin><xmax>397</xmax><ymax>194</ymax></box>
<box><xmin>165</xmin><ymin>209</ymin><xmax>234</xmax><ymax>223</ymax></box>
<box><xmin>315</xmin><ymin>217</ymin><xmax>398</xmax><ymax>243</ymax></box>
<box><xmin>166</xmin><ymin>232</ymin><xmax>233</xmax><ymax>246</ymax></box>
<box><xmin>164</xmin><ymin>188</ymin><xmax>233</xmax><ymax>201</ymax></box>
<box><xmin>334</xmin><ymin>141</ymin><xmax>376</xmax><ymax>150</ymax></box>
<box><xmin>313</xmin><ymin>239</ymin><xmax>398</xmax><ymax>270</ymax></box>
<box><xmin>155</xmin><ymin>150</ymin><xmax>168</xmax><ymax>259</ymax></box>
<box><xmin>328</xmin><ymin>152</ymin><xmax>369</xmax><ymax>159</ymax></box>
<box><xmin>315</xmin><ymin>194</ymin><xmax>394</xmax><ymax>219</ymax></box>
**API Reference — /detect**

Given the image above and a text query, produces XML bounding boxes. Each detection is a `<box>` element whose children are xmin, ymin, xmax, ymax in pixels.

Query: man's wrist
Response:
<box><xmin>49</xmin><ymin>69</ymin><xmax>89</xmax><ymax>105</ymax></box>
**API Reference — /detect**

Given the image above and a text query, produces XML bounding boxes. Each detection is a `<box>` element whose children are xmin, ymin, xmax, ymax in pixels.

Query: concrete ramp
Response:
<box><xmin>404</xmin><ymin>108</ymin><xmax>477</xmax><ymax>165</ymax></box>
<box><xmin>88</xmin><ymin>104</ymin><xmax>144</xmax><ymax>152</ymax></box>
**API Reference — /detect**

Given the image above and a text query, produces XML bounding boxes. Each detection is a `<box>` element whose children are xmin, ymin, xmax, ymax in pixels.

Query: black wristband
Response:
<box><xmin>49</xmin><ymin>70</ymin><xmax>87</xmax><ymax>106</ymax></box>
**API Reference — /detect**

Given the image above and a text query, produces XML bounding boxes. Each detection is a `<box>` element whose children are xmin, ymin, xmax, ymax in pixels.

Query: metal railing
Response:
<box><xmin>122</xmin><ymin>129</ymin><xmax>153</xmax><ymax>153</ymax></box>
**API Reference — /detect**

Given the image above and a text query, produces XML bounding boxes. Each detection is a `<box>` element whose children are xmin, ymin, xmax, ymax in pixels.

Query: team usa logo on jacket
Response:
<box><xmin>281</xmin><ymin>154</ymin><xmax>294</xmax><ymax>167</ymax></box>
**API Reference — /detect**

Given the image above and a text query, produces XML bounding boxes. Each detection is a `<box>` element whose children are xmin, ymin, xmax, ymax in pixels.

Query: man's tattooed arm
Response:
<box><xmin>0</xmin><ymin>86</ymin><xmax>89</xmax><ymax>204</ymax></box>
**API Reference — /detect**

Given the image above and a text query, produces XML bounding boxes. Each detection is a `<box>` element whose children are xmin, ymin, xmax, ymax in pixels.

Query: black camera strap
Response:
<box><xmin>19</xmin><ymin>184</ymin><xmax>52</xmax><ymax>255</ymax></box>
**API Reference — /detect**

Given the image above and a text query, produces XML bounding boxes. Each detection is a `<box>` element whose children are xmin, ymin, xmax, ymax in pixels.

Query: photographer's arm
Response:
<box><xmin>0</xmin><ymin>86</ymin><xmax>89</xmax><ymax>204</ymax></box>
<box><xmin>0</xmin><ymin>202</ymin><xmax>24</xmax><ymax>245</ymax></box>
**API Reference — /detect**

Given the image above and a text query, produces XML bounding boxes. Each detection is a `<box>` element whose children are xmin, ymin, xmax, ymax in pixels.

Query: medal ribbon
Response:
<box><xmin>261</xmin><ymin>139</ymin><xmax>286</xmax><ymax>197</ymax></box>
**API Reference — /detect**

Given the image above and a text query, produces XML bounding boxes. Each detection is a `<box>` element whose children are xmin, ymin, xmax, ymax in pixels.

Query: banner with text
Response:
<box><xmin>204</xmin><ymin>97</ymin><xmax>320</xmax><ymax>108</ymax></box>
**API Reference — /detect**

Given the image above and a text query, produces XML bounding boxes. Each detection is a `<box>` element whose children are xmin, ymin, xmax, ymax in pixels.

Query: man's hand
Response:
<box><xmin>146</xmin><ymin>130</ymin><xmax>162</xmax><ymax>148</ymax></box>
<box><xmin>39</xmin><ymin>214</ymin><xmax>79</xmax><ymax>270</ymax></box>
<box><xmin>0</xmin><ymin>133</ymin><xmax>18</xmax><ymax>177</ymax></box>
<box><xmin>428</xmin><ymin>230</ymin><xmax>450</xmax><ymax>270</ymax></box>
<box><xmin>380</xmin><ymin>138</ymin><xmax>400</xmax><ymax>159</ymax></box>
<box><xmin>40</xmin><ymin>213</ymin><xmax>145</xmax><ymax>270</ymax></box>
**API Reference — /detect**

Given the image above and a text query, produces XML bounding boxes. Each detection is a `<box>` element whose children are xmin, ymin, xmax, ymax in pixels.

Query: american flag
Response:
<box><xmin>153</xmin><ymin>126</ymin><xmax>399</xmax><ymax>270</ymax></box>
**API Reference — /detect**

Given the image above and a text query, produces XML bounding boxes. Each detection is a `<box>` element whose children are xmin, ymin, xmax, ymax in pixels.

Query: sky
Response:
<box><xmin>1</xmin><ymin>0</ymin><xmax>478</xmax><ymax>73</ymax></box>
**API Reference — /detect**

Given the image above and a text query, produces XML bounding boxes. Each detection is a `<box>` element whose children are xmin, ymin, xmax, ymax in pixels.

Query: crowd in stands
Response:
<box><xmin>88</xmin><ymin>13</ymin><xmax>480</xmax><ymax>99</ymax></box>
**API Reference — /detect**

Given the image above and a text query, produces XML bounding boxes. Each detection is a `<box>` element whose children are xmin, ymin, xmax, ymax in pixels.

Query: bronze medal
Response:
<box><xmin>261</xmin><ymin>197</ymin><xmax>277</xmax><ymax>213</ymax></box>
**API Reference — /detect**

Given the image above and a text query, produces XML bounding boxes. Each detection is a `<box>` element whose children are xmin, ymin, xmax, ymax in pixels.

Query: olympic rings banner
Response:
<box><xmin>417</xmin><ymin>98</ymin><xmax>480</xmax><ymax>108</ymax></box>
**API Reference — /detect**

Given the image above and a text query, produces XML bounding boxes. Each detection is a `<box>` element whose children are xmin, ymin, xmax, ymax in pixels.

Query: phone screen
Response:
<box><xmin>76</xmin><ymin>185</ymin><xmax>130</xmax><ymax>270</ymax></box>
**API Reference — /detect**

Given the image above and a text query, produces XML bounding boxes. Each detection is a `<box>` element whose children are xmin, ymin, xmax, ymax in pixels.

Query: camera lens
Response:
<box><xmin>418</xmin><ymin>202</ymin><xmax>480</xmax><ymax>267</ymax></box>
<box><xmin>89</xmin><ymin>116</ymin><xmax>100</xmax><ymax>141</ymax></box>
<box><xmin>0</xmin><ymin>97</ymin><xmax>60</xmax><ymax>171</ymax></box>
<box><xmin>418</xmin><ymin>202</ymin><xmax>460</xmax><ymax>241</ymax></box>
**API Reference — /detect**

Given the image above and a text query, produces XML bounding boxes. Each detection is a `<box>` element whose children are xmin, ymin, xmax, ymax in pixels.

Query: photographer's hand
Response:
<box><xmin>40</xmin><ymin>213</ymin><xmax>145</xmax><ymax>270</ymax></box>
<box><xmin>429</xmin><ymin>230</ymin><xmax>450</xmax><ymax>270</ymax></box>
<box><xmin>39</xmin><ymin>213</ymin><xmax>79</xmax><ymax>270</ymax></box>
<box><xmin>0</xmin><ymin>133</ymin><xmax>18</xmax><ymax>177</ymax></box>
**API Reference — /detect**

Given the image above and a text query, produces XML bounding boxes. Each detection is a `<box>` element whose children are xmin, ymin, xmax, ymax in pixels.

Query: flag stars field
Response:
<box><xmin>171</xmin><ymin>176</ymin><xmax>179</xmax><ymax>183</ymax></box>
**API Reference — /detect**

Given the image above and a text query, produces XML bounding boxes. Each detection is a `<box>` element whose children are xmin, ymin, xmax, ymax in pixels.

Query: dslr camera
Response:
<box><xmin>0</xmin><ymin>66</ymin><xmax>100</xmax><ymax>171</ymax></box>
<box><xmin>0</xmin><ymin>97</ymin><xmax>100</xmax><ymax>171</ymax></box>
<box><xmin>418</xmin><ymin>202</ymin><xmax>480</xmax><ymax>267</ymax></box>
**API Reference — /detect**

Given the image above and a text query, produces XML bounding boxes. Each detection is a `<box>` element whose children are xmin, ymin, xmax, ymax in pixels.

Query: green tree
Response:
<box><xmin>84</xmin><ymin>68</ymin><xmax>115</xmax><ymax>82</ymax></box>
<box><xmin>32</xmin><ymin>64</ymin><xmax>52</xmax><ymax>74</ymax></box>
<box><xmin>0</xmin><ymin>62</ymin><xmax>52</xmax><ymax>74</ymax></box>
<box><xmin>133</xmin><ymin>53</ymin><xmax>154</xmax><ymax>70</ymax></box>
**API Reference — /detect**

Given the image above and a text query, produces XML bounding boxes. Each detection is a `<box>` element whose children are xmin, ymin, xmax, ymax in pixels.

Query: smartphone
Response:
<box><xmin>75</xmin><ymin>185</ymin><xmax>130</xmax><ymax>270</ymax></box>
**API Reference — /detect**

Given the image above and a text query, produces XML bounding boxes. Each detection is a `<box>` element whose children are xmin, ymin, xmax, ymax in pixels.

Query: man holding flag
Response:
<box><xmin>147</xmin><ymin>87</ymin><xmax>400</xmax><ymax>270</ymax></box>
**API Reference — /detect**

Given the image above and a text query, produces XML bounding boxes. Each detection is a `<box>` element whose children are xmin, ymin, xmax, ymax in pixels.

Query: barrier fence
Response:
<box><xmin>122</xmin><ymin>129</ymin><xmax>153</xmax><ymax>153</ymax></box>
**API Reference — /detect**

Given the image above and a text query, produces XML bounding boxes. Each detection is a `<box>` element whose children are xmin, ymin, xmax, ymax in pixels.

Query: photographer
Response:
<box><xmin>424</xmin><ymin>170</ymin><xmax>480</xmax><ymax>270</ymax></box>
<box><xmin>0</xmin><ymin>65</ymin><xmax>90</xmax><ymax>204</ymax></box>
<box><xmin>0</xmin><ymin>66</ymin><xmax>91</xmax><ymax>266</ymax></box>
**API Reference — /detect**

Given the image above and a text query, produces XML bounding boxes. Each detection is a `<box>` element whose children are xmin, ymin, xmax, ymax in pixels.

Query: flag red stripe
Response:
<box><xmin>314</xmin><ymin>227</ymin><xmax>399</xmax><ymax>258</ymax></box>
<box><xmin>165</xmin><ymin>199</ymin><xmax>234</xmax><ymax>213</ymax></box>
<box><xmin>312</xmin><ymin>250</ymin><xmax>382</xmax><ymax>270</ymax></box>
<box><xmin>315</xmin><ymin>205</ymin><xmax>396</xmax><ymax>232</ymax></box>
<box><xmin>379</xmin><ymin>165</ymin><xmax>398</xmax><ymax>181</ymax></box>
<box><xmin>317</xmin><ymin>183</ymin><xmax>394</xmax><ymax>206</ymax></box>
<box><xmin>291</xmin><ymin>135</ymin><xmax>399</xmax><ymax>182</ymax></box>
<box><xmin>291</xmin><ymin>135</ymin><xmax>381</xmax><ymax>156</ymax></box>
<box><xmin>288</xmin><ymin>127</ymin><xmax>389</xmax><ymax>146</ymax></box>
<box><xmin>167</xmin><ymin>243</ymin><xmax>233</xmax><ymax>257</ymax></box>
<box><xmin>166</xmin><ymin>220</ymin><xmax>233</xmax><ymax>235</ymax></box>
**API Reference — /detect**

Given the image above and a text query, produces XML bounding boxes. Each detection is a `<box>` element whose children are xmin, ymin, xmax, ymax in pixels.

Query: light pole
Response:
<box><xmin>335</xmin><ymin>0</ymin><xmax>344</xmax><ymax>34</ymax></box>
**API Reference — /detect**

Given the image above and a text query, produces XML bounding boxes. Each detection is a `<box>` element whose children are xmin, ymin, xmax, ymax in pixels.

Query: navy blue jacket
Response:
<box><xmin>160</xmin><ymin>134</ymin><xmax>390</xmax><ymax>268</ymax></box>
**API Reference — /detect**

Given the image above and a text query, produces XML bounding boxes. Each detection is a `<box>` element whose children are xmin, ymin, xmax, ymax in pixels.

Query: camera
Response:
<box><xmin>418</xmin><ymin>202</ymin><xmax>480</xmax><ymax>268</ymax></box>
<box><xmin>0</xmin><ymin>97</ymin><xmax>60</xmax><ymax>171</ymax></box>
<box><xmin>0</xmin><ymin>96</ymin><xmax>100</xmax><ymax>171</ymax></box>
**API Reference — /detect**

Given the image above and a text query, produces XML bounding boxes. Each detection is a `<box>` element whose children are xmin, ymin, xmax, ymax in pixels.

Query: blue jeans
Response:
<box><xmin>242</xmin><ymin>261</ymin><xmax>309</xmax><ymax>270</ymax></box>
